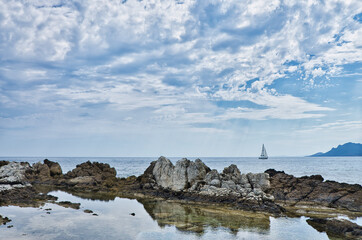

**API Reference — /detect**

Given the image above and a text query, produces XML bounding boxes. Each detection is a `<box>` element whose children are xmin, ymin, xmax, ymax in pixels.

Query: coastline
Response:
<box><xmin>1</xmin><ymin>157</ymin><xmax>361</xmax><ymax>238</ymax></box>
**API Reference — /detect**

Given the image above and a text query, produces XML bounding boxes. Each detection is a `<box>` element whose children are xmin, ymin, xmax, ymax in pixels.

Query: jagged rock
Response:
<box><xmin>307</xmin><ymin>218</ymin><xmax>362</xmax><ymax>239</ymax></box>
<box><xmin>25</xmin><ymin>159</ymin><xmax>62</xmax><ymax>183</ymax></box>
<box><xmin>265</xmin><ymin>169</ymin><xmax>362</xmax><ymax>212</ymax></box>
<box><xmin>151</xmin><ymin>157</ymin><xmax>210</xmax><ymax>191</ymax></box>
<box><xmin>247</xmin><ymin>173</ymin><xmax>270</xmax><ymax>191</ymax></box>
<box><xmin>187</xmin><ymin>159</ymin><xmax>210</xmax><ymax>186</ymax></box>
<box><xmin>44</xmin><ymin>159</ymin><xmax>62</xmax><ymax>176</ymax></box>
<box><xmin>221</xmin><ymin>164</ymin><xmax>241</xmax><ymax>183</ymax></box>
<box><xmin>171</xmin><ymin>159</ymin><xmax>190</xmax><ymax>191</ymax></box>
<box><xmin>152</xmin><ymin>156</ymin><xmax>174</xmax><ymax>189</ymax></box>
<box><xmin>240</xmin><ymin>174</ymin><xmax>252</xmax><ymax>188</ymax></box>
<box><xmin>205</xmin><ymin>170</ymin><xmax>221</xmax><ymax>186</ymax></box>
<box><xmin>65</xmin><ymin>161</ymin><xmax>116</xmax><ymax>179</ymax></box>
<box><xmin>0</xmin><ymin>162</ymin><xmax>30</xmax><ymax>193</ymax></box>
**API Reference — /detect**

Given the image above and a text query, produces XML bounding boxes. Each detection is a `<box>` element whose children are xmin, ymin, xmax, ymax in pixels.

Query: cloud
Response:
<box><xmin>0</xmin><ymin>0</ymin><xmax>361</xmax><ymax>155</ymax></box>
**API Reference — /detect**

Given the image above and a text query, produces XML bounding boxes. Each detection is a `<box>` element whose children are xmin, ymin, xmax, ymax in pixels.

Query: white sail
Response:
<box><xmin>259</xmin><ymin>144</ymin><xmax>268</xmax><ymax>159</ymax></box>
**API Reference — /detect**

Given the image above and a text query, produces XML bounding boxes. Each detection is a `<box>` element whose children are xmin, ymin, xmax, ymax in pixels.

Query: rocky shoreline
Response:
<box><xmin>1</xmin><ymin>157</ymin><xmax>361</xmax><ymax>238</ymax></box>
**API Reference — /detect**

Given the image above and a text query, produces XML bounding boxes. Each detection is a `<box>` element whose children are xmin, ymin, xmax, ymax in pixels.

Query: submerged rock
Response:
<box><xmin>0</xmin><ymin>215</ymin><xmax>11</xmax><ymax>225</ymax></box>
<box><xmin>56</xmin><ymin>201</ymin><xmax>80</xmax><ymax>209</ymax></box>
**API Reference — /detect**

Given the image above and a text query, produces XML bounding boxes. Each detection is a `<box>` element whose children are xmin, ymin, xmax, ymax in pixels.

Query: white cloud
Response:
<box><xmin>0</xmin><ymin>0</ymin><xmax>361</xmax><ymax>156</ymax></box>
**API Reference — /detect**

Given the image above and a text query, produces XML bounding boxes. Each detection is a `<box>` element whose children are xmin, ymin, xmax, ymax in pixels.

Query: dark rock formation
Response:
<box><xmin>307</xmin><ymin>218</ymin><xmax>362</xmax><ymax>239</ymax></box>
<box><xmin>26</xmin><ymin>159</ymin><xmax>63</xmax><ymax>183</ymax></box>
<box><xmin>265</xmin><ymin>169</ymin><xmax>362</xmax><ymax>212</ymax></box>
<box><xmin>63</xmin><ymin>161</ymin><xmax>118</xmax><ymax>189</ymax></box>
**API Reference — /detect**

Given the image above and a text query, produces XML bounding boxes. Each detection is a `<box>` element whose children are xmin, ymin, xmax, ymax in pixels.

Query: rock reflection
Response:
<box><xmin>139</xmin><ymin>199</ymin><xmax>270</xmax><ymax>235</ymax></box>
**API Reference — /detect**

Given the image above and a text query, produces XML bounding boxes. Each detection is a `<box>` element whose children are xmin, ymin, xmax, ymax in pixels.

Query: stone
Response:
<box><xmin>152</xmin><ymin>156</ymin><xmax>174</xmax><ymax>189</ymax></box>
<box><xmin>221</xmin><ymin>164</ymin><xmax>241</xmax><ymax>183</ymax></box>
<box><xmin>210</xmin><ymin>179</ymin><xmax>221</xmax><ymax>187</ymax></box>
<box><xmin>43</xmin><ymin>159</ymin><xmax>62</xmax><ymax>176</ymax></box>
<box><xmin>0</xmin><ymin>162</ymin><xmax>30</xmax><ymax>192</ymax></box>
<box><xmin>265</xmin><ymin>169</ymin><xmax>362</xmax><ymax>212</ymax></box>
<box><xmin>56</xmin><ymin>201</ymin><xmax>80</xmax><ymax>209</ymax></box>
<box><xmin>186</xmin><ymin>159</ymin><xmax>210</xmax><ymax>186</ymax></box>
<box><xmin>307</xmin><ymin>218</ymin><xmax>362</xmax><ymax>239</ymax></box>
<box><xmin>152</xmin><ymin>157</ymin><xmax>210</xmax><ymax>191</ymax></box>
<box><xmin>171</xmin><ymin>158</ymin><xmax>190</xmax><ymax>191</ymax></box>
<box><xmin>84</xmin><ymin>209</ymin><xmax>93</xmax><ymax>214</ymax></box>
<box><xmin>205</xmin><ymin>170</ymin><xmax>220</xmax><ymax>185</ymax></box>
<box><xmin>247</xmin><ymin>173</ymin><xmax>270</xmax><ymax>191</ymax></box>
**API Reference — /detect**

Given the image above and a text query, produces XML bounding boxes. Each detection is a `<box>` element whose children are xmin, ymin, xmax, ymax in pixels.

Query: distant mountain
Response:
<box><xmin>309</xmin><ymin>142</ymin><xmax>362</xmax><ymax>157</ymax></box>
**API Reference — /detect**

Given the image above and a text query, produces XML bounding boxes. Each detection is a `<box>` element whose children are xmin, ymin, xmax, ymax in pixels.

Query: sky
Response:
<box><xmin>0</xmin><ymin>0</ymin><xmax>361</xmax><ymax>157</ymax></box>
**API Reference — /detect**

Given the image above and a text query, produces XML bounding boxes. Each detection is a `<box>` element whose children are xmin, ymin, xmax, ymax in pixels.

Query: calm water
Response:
<box><xmin>1</xmin><ymin>156</ymin><xmax>361</xmax><ymax>184</ymax></box>
<box><xmin>0</xmin><ymin>190</ymin><xmax>349</xmax><ymax>240</ymax></box>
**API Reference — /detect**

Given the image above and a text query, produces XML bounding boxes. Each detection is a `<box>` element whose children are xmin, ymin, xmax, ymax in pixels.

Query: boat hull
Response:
<box><xmin>258</xmin><ymin>157</ymin><xmax>268</xmax><ymax>159</ymax></box>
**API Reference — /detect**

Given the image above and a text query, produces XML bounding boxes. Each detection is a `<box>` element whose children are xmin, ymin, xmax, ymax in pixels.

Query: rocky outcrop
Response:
<box><xmin>307</xmin><ymin>218</ymin><xmax>362</xmax><ymax>239</ymax></box>
<box><xmin>265</xmin><ymin>169</ymin><xmax>362</xmax><ymax>212</ymax></box>
<box><xmin>138</xmin><ymin>157</ymin><xmax>279</xmax><ymax>213</ymax></box>
<box><xmin>0</xmin><ymin>162</ymin><xmax>31</xmax><ymax>192</ymax></box>
<box><xmin>151</xmin><ymin>157</ymin><xmax>211</xmax><ymax>191</ymax></box>
<box><xmin>25</xmin><ymin>159</ymin><xmax>63</xmax><ymax>183</ymax></box>
<box><xmin>63</xmin><ymin>161</ymin><xmax>118</xmax><ymax>189</ymax></box>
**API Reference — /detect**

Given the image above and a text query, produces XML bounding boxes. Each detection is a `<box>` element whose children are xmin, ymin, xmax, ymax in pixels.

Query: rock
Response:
<box><xmin>0</xmin><ymin>161</ymin><xmax>9</xmax><ymax>168</ymax></box>
<box><xmin>65</xmin><ymin>161</ymin><xmax>116</xmax><ymax>179</ymax></box>
<box><xmin>0</xmin><ymin>162</ymin><xmax>30</xmax><ymax>185</ymax></box>
<box><xmin>186</xmin><ymin>159</ymin><xmax>210</xmax><ymax>187</ymax></box>
<box><xmin>221</xmin><ymin>164</ymin><xmax>241</xmax><ymax>183</ymax></box>
<box><xmin>152</xmin><ymin>156</ymin><xmax>174</xmax><ymax>189</ymax></box>
<box><xmin>0</xmin><ymin>215</ymin><xmax>11</xmax><ymax>225</ymax></box>
<box><xmin>84</xmin><ymin>209</ymin><xmax>93</xmax><ymax>214</ymax></box>
<box><xmin>63</xmin><ymin>161</ymin><xmax>118</xmax><ymax>190</ymax></box>
<box><xmin>205</xmin><ymin>170</ymin><xmax>221</xmax><ymax>185</ymax></box>
<box><xmin>130</xmin><ymin>213</ymin><xmax>135</xmax><ymax>216</ymax></box>
<box><xmin>247</xmin><ymin>173</ymin><xmax>270</xmax><ymax>191</ymax></box>
<box><xmin>265</xmin><ymin>169</ymin><xmax>362</xmax><ymax>212</ymax></box>
<box><xmin>0</xmin><ymin>186</ymin><xmax>57</xmax><ymax>207</ymax></box>
<box><xmin>43</xmin><ymin>159</ymin><xmax>62</xmax><ymax>176</ymax></box>
<box><xmin>56</xmin><ymin>201</ymin><xmax>80</xmax><ymax>209</ymax></box>
<box><xmin>171</xmin><ymin>158</ymin><xmax>190</xmax><ymax>191</ymax></box>
<box><xmin>210</xmin><ymin>179</ymin><xmax>221</xmax><ymax>187</ymax></box>
<box><xmin>307</xmin><ymin>218</ymin><xmax>362</xmax><ymax>239</ymax></box>
<box><xmin>151</xmin><ymin>157</ymin><xmax>210</xmax><ymax>191</ymax></box>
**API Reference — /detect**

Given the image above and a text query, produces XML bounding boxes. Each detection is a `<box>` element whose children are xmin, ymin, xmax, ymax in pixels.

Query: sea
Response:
<box><xmin>0</xmin><ymin>156</ymin><xmax>361</xmax><ymax>240</ymax></box>
<box><xmin>2</xmin><ymin>156</ymin><xmax>361</xmax><ymax>184</ymax></box>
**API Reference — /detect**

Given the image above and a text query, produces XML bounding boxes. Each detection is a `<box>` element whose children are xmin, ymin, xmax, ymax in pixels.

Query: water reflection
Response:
<box><xmin>140</xmin><ymin>199</ymin><xmax>270</xmax><ymax>235</ymax></box>
<box><xmin>0</xmin><ymin>190</ymin><xmax>332</xmax><ymax>239</ymax></box>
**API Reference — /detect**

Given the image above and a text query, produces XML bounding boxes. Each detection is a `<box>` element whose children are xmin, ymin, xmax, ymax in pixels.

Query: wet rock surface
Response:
<box><xmin>307</xmin><ymin>218</ymin><xmax>362</xmax><ymax>239</ymax></box>
<box><xmin>265</xmin><ymin>169</ymin><xmax>362</xmax><ymax>212</ymax></box>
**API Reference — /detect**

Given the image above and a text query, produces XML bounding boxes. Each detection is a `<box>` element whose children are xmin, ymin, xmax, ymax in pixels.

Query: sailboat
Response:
<box><xmin>259</xmin><ymin>144</ymin><xmax>268</xmax><ymax>159</ymax></box>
